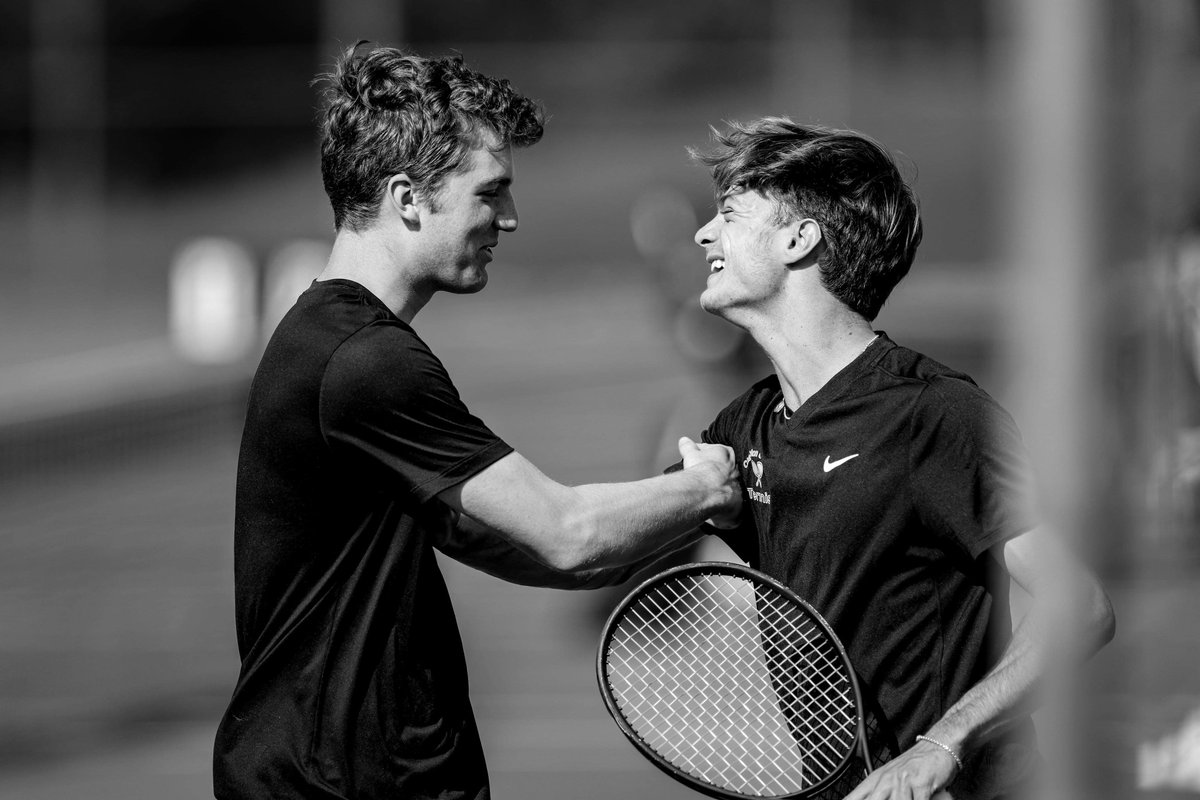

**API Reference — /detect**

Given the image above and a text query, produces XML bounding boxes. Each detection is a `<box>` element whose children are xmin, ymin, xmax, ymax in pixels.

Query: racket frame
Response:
<box><xmin>595</xmin><ymin>561</ymin><xmax>873</xmax><ymax>800</ymax></box>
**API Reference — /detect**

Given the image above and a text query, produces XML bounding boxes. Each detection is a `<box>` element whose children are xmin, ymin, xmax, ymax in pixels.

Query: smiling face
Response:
<box><xmin>415</xmin><ymin>141</ymin><xmax>518</xmax><ymax>294</ymax></box>
<box><xmin>693</xmin><ymin>188</ymin><xmax>792</xmax><ymax>322</ymax></box>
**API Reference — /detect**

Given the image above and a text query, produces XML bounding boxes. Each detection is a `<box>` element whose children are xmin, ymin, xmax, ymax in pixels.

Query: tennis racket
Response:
<box><xmin>596</xmin><ymin>561</ymin><xmax>883</xmax><ymax>799</ymax></box>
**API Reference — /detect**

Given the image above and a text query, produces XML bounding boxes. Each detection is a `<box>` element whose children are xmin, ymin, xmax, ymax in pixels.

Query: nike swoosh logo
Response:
<box><xmin>823</xmin><ymin>454</ymin><xmax>859</xmax><ymax>473</ymax></box>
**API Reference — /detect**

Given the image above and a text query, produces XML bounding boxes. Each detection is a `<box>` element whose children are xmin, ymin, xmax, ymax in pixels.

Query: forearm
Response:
<box><xmin>557</xmin><ymin>470</ymin><xmax>731</xmax><ymax>570</ymax></box>
<box><xmin>928</xmin><ymin>570</ymin><xmax>1114</xmax><ymax>757</ymax></box>
<box><xmin>442</xmin><ymin>446</ymin><xmax>740</xmax><ymax>574</ymax></box>
<box><xmin>437</xmin><ymin>511</ymin><xmax>705</xmax><ymax>589</ymax></box>
<box><xmin>922</xmin><ymin>614</ymin><xmax>1042</xmax><ymax>759</ymax></box>
<box><xmin>923</xmin><ymin>548</ymin><xmax>1115</xmax><ymax>768</ymax></box>
<box><xmin>844</xmin><ymin>530</ymin><xmax>1114</xmax><ymax>800</ymax></box>
<box><xmin>846</xmin><ymin>576</ymin><xmax>1112</xmax><ymax>800</ymax></box>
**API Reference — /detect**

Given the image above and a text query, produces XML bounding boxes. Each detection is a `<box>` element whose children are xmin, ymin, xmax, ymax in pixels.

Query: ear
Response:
<box><xmin>779</xmin><ymin>218</ymin><xmax>822</xmax><ymax>266</ymax></box>
<box><xmin>385</xmin><ymin>174</ymin><xmax>420</xmax><ymax>223</ymax></box>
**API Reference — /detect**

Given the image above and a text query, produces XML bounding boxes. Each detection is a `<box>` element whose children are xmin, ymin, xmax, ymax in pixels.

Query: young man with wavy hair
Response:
<box><xmin>687</xmin><ymin>118</ymin><xmax>1114</xmax><ymax>800</ymax></box>
<box><xmin>212</xmin><ymin>44</ymin><xmax>740</xmax><ymax>800</ymax></box>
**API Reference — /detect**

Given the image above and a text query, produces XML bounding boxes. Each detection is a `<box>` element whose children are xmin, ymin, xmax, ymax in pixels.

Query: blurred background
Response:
<box><xmin>1</xmin><ymin>0</ymin><xmax>1199</xmax><ymax>797</ymax></box>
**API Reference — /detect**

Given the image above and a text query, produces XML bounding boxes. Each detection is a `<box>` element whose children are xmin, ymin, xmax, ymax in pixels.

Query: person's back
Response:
<box><xmin>216</xmin><ymin>279</ymin><xmax>494</xmax><ymax>799</ymax></box>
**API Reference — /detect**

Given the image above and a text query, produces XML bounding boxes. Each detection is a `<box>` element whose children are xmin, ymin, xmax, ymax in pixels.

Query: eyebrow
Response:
<box><xmin>717</xmin><ymin>191</ymin><xmax>743</xmax><ymax>208</ymax></box>
<box><xmin>478</xmin><ymin>177</ymin><xmax>512</xmax><ymax>190</ymax></box>
<box><xmin>716</xmin><ymin>185</ymin><xmax>747</xmax><ymax>206</ymax></box>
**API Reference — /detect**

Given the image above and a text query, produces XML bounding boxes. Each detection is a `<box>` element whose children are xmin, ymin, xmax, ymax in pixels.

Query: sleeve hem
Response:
<box><xmin>410</xmin><ymin>438</ymin><xmax>515</xmax><ymax>504</ymax></box>
<box><xmin>968</xmin><ymin>520</ymin><xmax>1037</xmax><ymax>561</ymax></box>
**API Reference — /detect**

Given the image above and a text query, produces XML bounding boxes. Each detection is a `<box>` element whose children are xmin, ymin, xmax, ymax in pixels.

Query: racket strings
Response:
<box><xmin>757</xmin><ymin>603</ymin><xmax>859</xmax><ymax>758</ymax></box>
<box><xmin>617</xmin><ymin>579</ymin><xmax>811</xmax><ymax>789</ymax></box>
<box><xmin>603</xmin><ymin>571</ymin><xmax>859</xmax><ymax>797</ymax></box>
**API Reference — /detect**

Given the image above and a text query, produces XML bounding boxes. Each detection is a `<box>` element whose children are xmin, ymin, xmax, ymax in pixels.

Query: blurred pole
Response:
<box><xmin>990</xmin><ymin>0</ymin><xmax>1111</xmax><ymax>797</ymax></box>
<box><xmin>318</xmin><ymin>0</ymin><xmax>406</xmax><ymax>58</ymax></box>
<box><xmin>29</xmin><ymin>0</ymin><xmax>106</xmax><ymax>301</ymax></box>
<box><xmin>992</xmin><ymin>0</ymin><xmax>1111</xmax><ymax>549</ymax></box>
<box><xmin>1140</xmin><ymin>2</ymin><xmax>1200</xmax><ymax>555</ymax></box>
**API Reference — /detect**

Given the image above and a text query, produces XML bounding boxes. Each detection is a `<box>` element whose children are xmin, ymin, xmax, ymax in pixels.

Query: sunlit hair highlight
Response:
<box><xmin>690</xmin><ymin>117</ymin><xmax>923</xmax><ymax>321</ymax></box>
<box><xmin>316</xmin><ymin>43</ymin><xmax>545</xmax><ymax>232</ymax></box>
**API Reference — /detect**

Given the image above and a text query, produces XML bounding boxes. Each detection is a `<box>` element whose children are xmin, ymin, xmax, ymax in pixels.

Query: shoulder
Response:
<box><xmin>868</xmin><ymin>337</ymin><xmax>1021</xmax><ymax>438</ymax></box>
<box><xmin>871</xmin><ymin>338</ymin><xmax>996</xmax><ymax>412</ymax></box>
<box><xmin>872</xmin><ymin>338</ymin><xmax>976</xmax><ymax>390</ymax></box>
<box><xmin>272</xmin><ymin>279</ymin><xmax>425</xmax><ymax>359</ymax></box>
<box><xmin>333</xmin><ymin>317</ymin><xmax>435</xmax><ymax>369</ymax></box>
<box><xmin>326</xmin><ymin>320</ymin><xmax>451</xmax><ymax>401</ymax></box>
<box><xmin>251</xmin><ymin>280</ymin><xmax>429</xmax><ymax>401</ymax></box>
<box><xmin>705</xmin><ymin>373</ymin><xmax>779</xmax><ymax>440</ymax></box>
<box><xmin>732</xmin><ymin>373</ymin><xmax>782</xmax><ymax>412</ymax></box>
<box><xmin>303</xmin><ymin>286</ymin><xmax>457</xmax><ymax>422</ymax></box>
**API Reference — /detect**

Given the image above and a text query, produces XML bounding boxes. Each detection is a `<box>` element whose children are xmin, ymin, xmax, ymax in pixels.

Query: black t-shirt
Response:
<box><xmin>701</xmin><ymin>333</ymin><xmax>1038</xmax><ymax>752</ymax></box>
<box><xmin>214</xmin><ymin>280</ymin><xmax>512</xmax><ymax>800</ymax></box>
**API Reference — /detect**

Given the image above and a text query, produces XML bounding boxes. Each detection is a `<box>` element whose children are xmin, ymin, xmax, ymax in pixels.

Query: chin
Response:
<box><xmin>699</xmin><ymin>290</ymin><xmax>725</xmax><ymax>316</ymax></box>
<box><xmin>436</xmin><ymin>259</ymin><xmax>488</xmax><ymax>293</ymax></box>
<box><xmin>448</xmin><ymin>271</ymin><xmax>488</xmax><ymax>294</ymax></box>
<box><xmin>699</xmin><ymin>293</ymin><xmax>746</xmax><ymax>330</ymax></box>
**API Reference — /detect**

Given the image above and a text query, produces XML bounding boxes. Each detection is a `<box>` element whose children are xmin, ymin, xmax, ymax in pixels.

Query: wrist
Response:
<box><xmin>915</xmin><ymin>734</ymin><xmax>964</xmax><ymax>775</ymax></box>
<box><xmin>684</xmin><ymin>460</ymin><xmax>725</xmax><ymax>497</ymax></box>
<box><xmin>699</xmin><ymin>467</ymin><xmax>739</xmax><ymax>518</ymax></box>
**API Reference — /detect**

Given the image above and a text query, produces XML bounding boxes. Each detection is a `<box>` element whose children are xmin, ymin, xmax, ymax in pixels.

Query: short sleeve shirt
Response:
<box><xmin>701</xmin><ymin>333</ymin><xmax>1038</xmax><ymax>750</ymax></box>
<box><xmin>214</xmin><ymin>280</ymin><xmax>512</xmax><ymax>800</ymax></box>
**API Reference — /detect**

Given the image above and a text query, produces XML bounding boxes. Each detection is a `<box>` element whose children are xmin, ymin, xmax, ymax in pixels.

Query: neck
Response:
<box><xmin>318</xmin><ymin>228</ymin><xmax>430</xmax><ymax>324</ymax></box>
<box><xmin>747</xmin><ymin>307</ymin><xmax>876</xmax><ymax>410</ymax></box>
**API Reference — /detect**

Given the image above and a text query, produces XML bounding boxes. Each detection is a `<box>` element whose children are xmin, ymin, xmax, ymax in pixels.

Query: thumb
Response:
<box><xmin>677</xmin><ymin>436</ymin><xmax>698</xmax><ymax>459</ymax></box>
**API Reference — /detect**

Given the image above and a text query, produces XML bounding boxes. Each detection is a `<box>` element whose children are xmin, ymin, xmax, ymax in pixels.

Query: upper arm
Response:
<box><xmin>910</xmin><ymin>382</ymin><xmax>1040</xmax><ymax>561</ymax></box>
<box><xmin>996</xmin><ymin>526</ymin><xmax>1115</xmax><ymax>652</ymax></box>
<box><xmin>997</xmin><ymin>526</ymin><xmax>1059</xmax><ymax>594</ymax></box>
<box><xmin>321</xmin><ymin>324</ymin><xmax>513</xmax><ymax>500</ymax></box>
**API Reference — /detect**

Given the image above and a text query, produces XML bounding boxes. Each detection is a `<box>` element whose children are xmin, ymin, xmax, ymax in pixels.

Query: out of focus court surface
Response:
<box><xmin>3</xmin><ymin>2</ymin><xmax>1200</xmax><ymax>799</ymax></box>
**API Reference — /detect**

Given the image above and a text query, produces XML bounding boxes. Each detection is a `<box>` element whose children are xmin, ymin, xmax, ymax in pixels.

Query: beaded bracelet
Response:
<box><xmin>915</xmin><ymin>734</ymin><xmax>964</xmax><ymax>772</ymax></box>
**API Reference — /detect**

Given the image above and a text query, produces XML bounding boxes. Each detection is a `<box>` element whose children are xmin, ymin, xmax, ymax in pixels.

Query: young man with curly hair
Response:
<box><xmin>686</xmin><ymin>118</ymin><xmax>1115</xmax><ymax>800</ymax></box>
<box><xmin>212</xmin><ymin>45</ymin><xmax>740</xmax><ymax>800</ymax></box>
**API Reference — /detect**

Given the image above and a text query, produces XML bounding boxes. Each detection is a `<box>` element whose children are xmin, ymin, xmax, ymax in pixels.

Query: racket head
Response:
<box><xmin>596</xmin><ymin>561</ymin><xmax>869</xmax><ymax>800</ymax></box>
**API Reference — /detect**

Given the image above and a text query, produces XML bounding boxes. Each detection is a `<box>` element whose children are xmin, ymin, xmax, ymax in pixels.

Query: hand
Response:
<box><xmin>677</xmin><ymin>436</ymin><xmax>742</xmax><ymax>528</ymax></box>
<box><xmin>843</xmin><ymin>739</ymin><xmax>958</xmax><ymax>800</ymax></box>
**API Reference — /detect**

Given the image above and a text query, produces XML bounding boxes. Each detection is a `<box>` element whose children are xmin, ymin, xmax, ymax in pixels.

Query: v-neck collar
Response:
<box><xmin>775</xmin><ymin>332</ymin><xmax>892</xmax><ymax>428</ymax></box>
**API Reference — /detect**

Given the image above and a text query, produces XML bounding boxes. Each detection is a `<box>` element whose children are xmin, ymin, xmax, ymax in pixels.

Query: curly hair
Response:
<box><xmin>690</xmin><ymin>118</ymin><xmax>923</xmax><ymax>321</ymax></box>
<box><xmin>316</xmin><ymin>43</ymin><xmax>546</xmax><ymax>232</ymax></box>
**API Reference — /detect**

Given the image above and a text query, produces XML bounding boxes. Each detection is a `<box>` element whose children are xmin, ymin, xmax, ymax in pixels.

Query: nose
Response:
<box><xmin>495</xmin><ymin>193</ymin><xmax>518</xmax><ymax>233</ymax></box>
<box><xmin>694</xmin><ymin>213</ymin><xmax>718</xmax><ymax>247</ymax></box>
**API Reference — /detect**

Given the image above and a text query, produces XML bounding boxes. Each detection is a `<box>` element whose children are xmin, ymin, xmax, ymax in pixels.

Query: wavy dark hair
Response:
<box><xmin>690</xmin><ymin>118</ymin><xmax>922</xmax><ymax>321</ymax></box>
<box><xmin>316</xmin><ymin>43</ymin><xmax>545</xmax><ymax>232</ymax></box>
